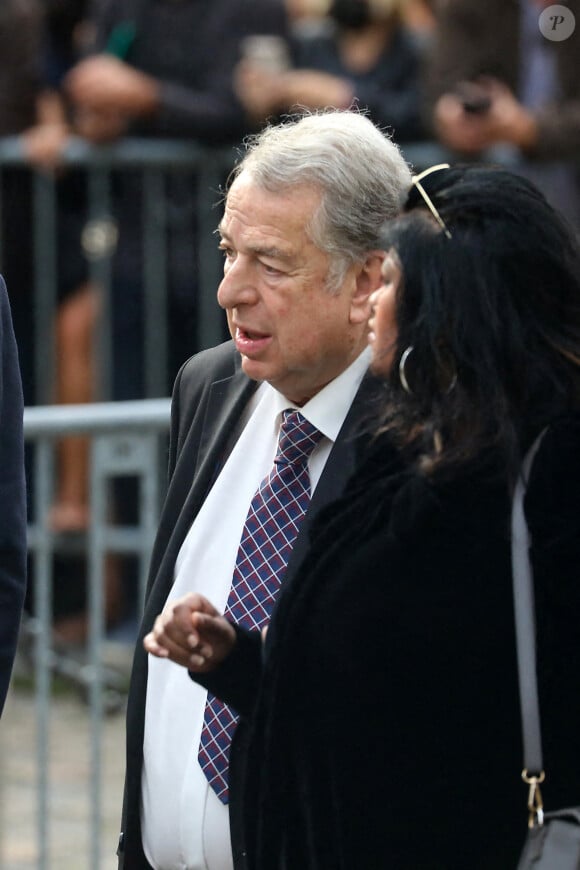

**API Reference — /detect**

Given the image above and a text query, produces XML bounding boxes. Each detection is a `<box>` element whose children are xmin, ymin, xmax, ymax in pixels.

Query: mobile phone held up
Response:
<box><xmin>240</xmin><ymin>35</ymin><xmax>291</xmax><ymax>73</ymax></box>
<box><xmin>454</xmin><ymin>82</ymin><xmax>492</xmax><ymax>115</ymax></box>
<box><xmin>462</xmin><ymin>94</ymin><xmax>492</xmax><ymax>114</ymax></box>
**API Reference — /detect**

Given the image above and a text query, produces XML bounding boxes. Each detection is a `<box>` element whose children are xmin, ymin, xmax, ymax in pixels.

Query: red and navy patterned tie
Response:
<box><xmin>198</xmin><ymin>409</ymin><xmax>323</xmax><ymax>803</ymax></box>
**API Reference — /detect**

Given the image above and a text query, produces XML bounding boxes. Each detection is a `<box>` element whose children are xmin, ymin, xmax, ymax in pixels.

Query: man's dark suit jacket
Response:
<box><xmin>118</xmin><ymin>340</ymin><xmax>376</xmax><ymax>869</ymax></box>
<box><xmin>0</xmin><ymin>275</ymin><xmax>26</xmax><ymax>716</ymax></box>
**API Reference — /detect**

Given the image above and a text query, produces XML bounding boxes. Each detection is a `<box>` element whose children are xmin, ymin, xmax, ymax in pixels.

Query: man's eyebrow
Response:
<box><xmin>250</xmin><ymin>244</ymin><xmax>293</xmax><ymax>262</ymax></box>
<box><xmin>216</xmin><ymin>228</ymin><xmax>293</xmax><ymax>263</ymax></box>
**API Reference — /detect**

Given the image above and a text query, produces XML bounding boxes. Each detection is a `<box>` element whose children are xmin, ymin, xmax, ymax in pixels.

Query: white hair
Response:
<box><xmin>230</xmin><ymin>110</ymin><xmax>412</xmax><ymax>290</ymax></box>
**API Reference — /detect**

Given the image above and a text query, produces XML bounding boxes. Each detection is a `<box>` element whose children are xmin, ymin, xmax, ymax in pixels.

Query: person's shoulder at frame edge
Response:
<box><xmin>0</xmin><ymin>271</ymin><xmax>26</xmax><ymax>715</ymax></box>
<box><xmin>0</xmin><ymin>275</ymin><xmax>23</xmax><ymax>401</ymax></box>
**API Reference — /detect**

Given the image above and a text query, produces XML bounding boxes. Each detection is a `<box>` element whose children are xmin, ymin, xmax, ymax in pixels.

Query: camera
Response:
<box><xmin>454</xmin><ymin>82</ymin><xmax>492</xmax><ymax>115</ymax></box>
<box><xmin>461</xmin><ymin>94</ymin><xmax>492</xmax><ymax>115</ymax></box>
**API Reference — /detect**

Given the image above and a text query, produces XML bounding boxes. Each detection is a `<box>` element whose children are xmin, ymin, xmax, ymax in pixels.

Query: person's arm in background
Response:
<box><xmin>0</xmin><ymin>0</ymin><xmax>70</xmax><ymax>171</ymax></box>
<box><xmin>20</xmin><ymin>0</ymin><xmax>87</xmax><ymax>171</ymax></box>
<box><xmin>64</xmin><ymin>0</ymin><xmax>290</xmax><ymax>143</ymax></box>
<box><xmin>21</xmin><ymin>88</ymin><xmax>71</xmax><ymax>172</ymax></box>
<box><xmin>0</xmin><ymin>278</ymin><xmax>27</xmax><ymax>716</ymax></box>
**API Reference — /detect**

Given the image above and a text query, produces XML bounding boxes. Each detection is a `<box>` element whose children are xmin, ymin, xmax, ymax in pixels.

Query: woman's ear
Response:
<box><xmin>349</xmin><ymin>251</ymin><xmax>385</xmax><ymax>324</ymax></box>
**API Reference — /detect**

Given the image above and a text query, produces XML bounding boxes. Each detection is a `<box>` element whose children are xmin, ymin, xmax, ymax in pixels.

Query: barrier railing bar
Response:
<box><xmin>88</xmin><ymin>435</ymin><xmax>107</xmax><ymax>870</ymax></box>
<box><xmin>0</xmin><ymin>135</ymin><xmax>454</xmax><ymax>171</ymax></box>
<box><xmin>33</xmin><ymin>437</ymin><xmax>55</xmax><ymax>870</ymax></box>
<box><xmin>33</xmin><ymin>172</ymin><xmax>58</xmax><ymax>404</ymax></box>
<box><xmin>143</xmin><ymin>171</ymin><xmax>169</xmax><ymax>397</ymax></box>
<box><xmin>0</xmin><ymin>137</ymin><xmax>235</xmax><ymax>170</ymax></box>
<box><xmin>87</xmin><ymin>166</ymin><xmax>114</xmax><ymax>401</ymax></box>
<box><xmin>23</xmin><ymin>398</ymin><xmax>172</xmax><ymax>436</ymax></box>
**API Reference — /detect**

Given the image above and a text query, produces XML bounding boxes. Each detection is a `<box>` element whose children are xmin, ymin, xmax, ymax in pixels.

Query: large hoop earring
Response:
<box><xmin>399</xmin><ymin>345</ymin><xmax>414</xmax><ymax>395</ymax></box>
<box><xmin>399</xmin><ymin>345</ymin><xmax>458</xmax><ymax>396</ymax></box>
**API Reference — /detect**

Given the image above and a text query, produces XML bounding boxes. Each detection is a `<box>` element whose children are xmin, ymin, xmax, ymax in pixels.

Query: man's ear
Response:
<box><xmin>349</xmin><ymin>251</ymin><xmax>385</xmax><ymax>324</ymax></box>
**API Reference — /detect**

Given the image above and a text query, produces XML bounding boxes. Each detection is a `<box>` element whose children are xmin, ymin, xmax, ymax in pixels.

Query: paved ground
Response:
<box><xmin>0</xmin><ymin>643</ymin><xmax>132</xmax><ymax>870</ymax></box>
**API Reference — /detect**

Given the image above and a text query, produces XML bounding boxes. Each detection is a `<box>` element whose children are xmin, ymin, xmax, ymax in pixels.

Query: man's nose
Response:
<box><xmin>217</xmin><ymin>257</ymin><xmax>258</xmax><ymax>310</ymax></box>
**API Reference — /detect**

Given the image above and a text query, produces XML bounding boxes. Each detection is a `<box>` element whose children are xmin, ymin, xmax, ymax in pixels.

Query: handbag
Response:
<box><xmin>512</xmin><ymin>431</ymin><xmax>580</xmax><ymax>869</ymax></box>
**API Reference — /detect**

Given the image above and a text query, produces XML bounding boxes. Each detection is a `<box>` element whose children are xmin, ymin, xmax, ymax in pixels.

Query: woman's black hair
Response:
<box><xmin>377</xmin><ymin>164</ymin><xmax>580</xmax><ymax>479</ymax></box>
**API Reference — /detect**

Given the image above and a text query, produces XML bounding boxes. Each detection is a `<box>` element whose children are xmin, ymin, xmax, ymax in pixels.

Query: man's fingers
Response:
<box><xmin>143</xmin><ymin>631</ymin><xmax>169</xmax><ymax>658</ymax></box>
<box><xmin>186</xmin><ymin>633</ymin><xmax>214</xmax><ymax>659</ymax></box>
<box><xmin>187</xmin><ymin>593</ymin><xmax>221</xmax><ymax>617</ymax></box>
<box><xmin>144</xmin><ymin>612</ymin><xmax>214</xmax><ymax>661</ymax></box>
<box><xmin>145</xmin><ymin>614</ymin><xmax>195</xmax><ymax>663</ymax></box>
<box><xmin>169</xmin><ymin>592</ymin><xmax>219</xmax><ymax>621</ymax></box>
<box><xmin>192</xmin><ymin>612</ymin><xmax>228</xmax><ymax>635</ymax></box>
<box><xmin>143</xmin><ymin>595</ymin><xmax>229</xmax><ymax>670</ymax></box>
<box><xmin>188</xmin><ymin>653</ymin><xmax>211</xmax><ymax>672</ymax></box>
<box><xmin>144</xmin><ymin>628</ymin><xmax>190</xmax><ymax>664</ymax></box>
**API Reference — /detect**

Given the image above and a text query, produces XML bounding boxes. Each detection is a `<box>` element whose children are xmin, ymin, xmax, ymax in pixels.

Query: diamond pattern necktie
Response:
<box><xmin>198</xmin><ymin>409</ymin><xmax>323</xmax><ymax>803</ymax></box>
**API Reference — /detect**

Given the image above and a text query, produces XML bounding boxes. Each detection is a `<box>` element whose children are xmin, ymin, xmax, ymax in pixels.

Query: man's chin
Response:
<box><xmin>239</xmin><ymin>355</ymin><xmax>270</xmax><ymax>384</ymax></box>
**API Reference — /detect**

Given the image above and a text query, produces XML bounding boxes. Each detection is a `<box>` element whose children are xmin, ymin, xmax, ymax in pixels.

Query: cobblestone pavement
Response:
<box><xmin>0</xmin><ymin>645</ymin><xmax>132</xmax><ymax>870</ymax></box>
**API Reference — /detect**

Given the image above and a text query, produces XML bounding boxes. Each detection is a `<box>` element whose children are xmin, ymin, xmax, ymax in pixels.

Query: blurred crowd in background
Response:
<box><xmin>3</xmin><ymin>0</ymin><xmax>578</xmax><ymax>640</ymax></box>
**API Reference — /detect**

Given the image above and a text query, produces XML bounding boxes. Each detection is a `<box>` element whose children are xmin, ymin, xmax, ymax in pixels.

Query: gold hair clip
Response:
<box><xmin>411</xmin><ymin>163</ymin><xmax>452</xmax><ymax>239</ymax></box>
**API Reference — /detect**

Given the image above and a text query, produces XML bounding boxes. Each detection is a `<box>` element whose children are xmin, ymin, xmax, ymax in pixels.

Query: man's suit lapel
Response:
<box><xmin>143</xmin><ymin>370</ymin><xmax>257</xmax><ymax>622</ymax></box>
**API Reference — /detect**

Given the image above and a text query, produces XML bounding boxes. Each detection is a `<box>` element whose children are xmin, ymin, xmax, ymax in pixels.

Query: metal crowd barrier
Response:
<box><xmin>23</xmin><ymin>399</ymin><xmax>170</xmax><ymax>870</ymax></box>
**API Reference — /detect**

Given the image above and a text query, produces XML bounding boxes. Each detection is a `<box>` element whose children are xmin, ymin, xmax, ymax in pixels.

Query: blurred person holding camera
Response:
<box><xmin>428</xmin><ymin>0</ymin><xmax>580</xmax><ymax>227</ymax></box>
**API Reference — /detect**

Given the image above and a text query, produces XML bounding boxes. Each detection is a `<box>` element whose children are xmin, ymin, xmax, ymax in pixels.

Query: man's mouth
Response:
<box><xmin>235</xmin><ymin>327</ymin><xmax>272</xmax><ymax>355</ymax></box>
<box><xmin>238</xmin><ymin>327</ymin><xmax>268</xmax><ymax>340</ymax></box>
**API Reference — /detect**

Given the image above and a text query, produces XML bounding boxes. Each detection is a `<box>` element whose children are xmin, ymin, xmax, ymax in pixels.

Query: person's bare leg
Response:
<box><xmin>50</xmin><ymin>281</ymin><xmax>98</xmax><ymax>532</ymax></box>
